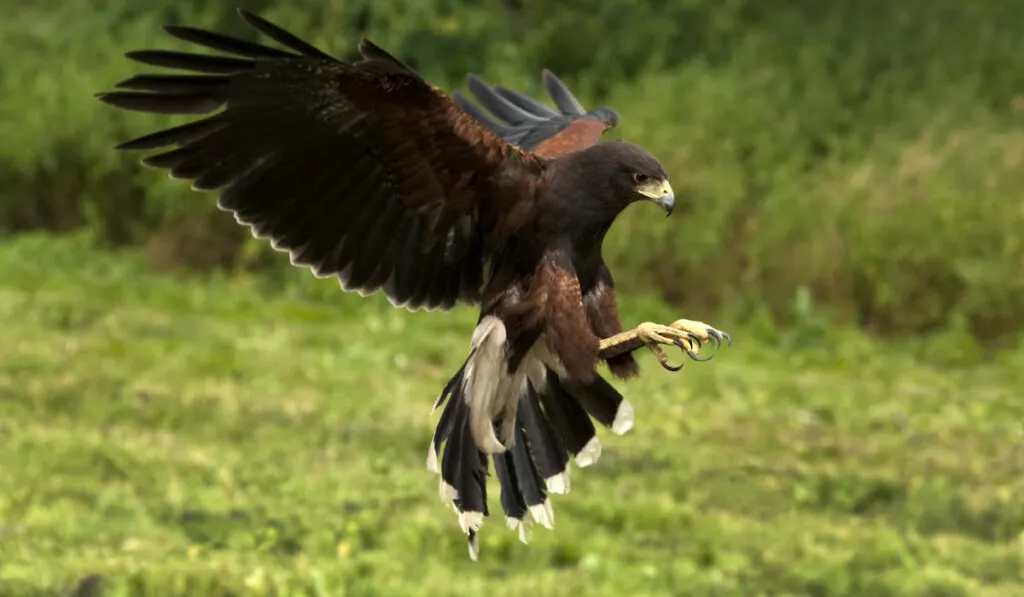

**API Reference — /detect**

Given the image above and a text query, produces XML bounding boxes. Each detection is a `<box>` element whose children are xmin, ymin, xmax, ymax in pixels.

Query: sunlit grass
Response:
<box><xmin>1</xmin><ymin>233</ymin><xmax>1023</xmax><ymax>596</ymax></box>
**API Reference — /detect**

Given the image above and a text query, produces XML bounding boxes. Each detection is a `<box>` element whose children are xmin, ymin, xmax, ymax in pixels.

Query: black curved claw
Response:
<box><xmin>721</xmin><ymin>331</ymin><xmax>732</xmax><ymax>347</ymax></box>
<box><xmin>674</xmin><ymin>338</ymin><xmax>713</xmax><ymax>363</ymax></box>
<box><xmin>704</xmin><ymin>328</ymin><xmax>723</xmax><ymax>349</ymax></box>
<box><xmin>659</xmin><ymin>354</ymin><xmax>684</xmax><ymax>372</ymax></box>
<box><xmin>687</xmin><ymin>332</ymin><xmax>703</xmax><ymax>350</ymax></box>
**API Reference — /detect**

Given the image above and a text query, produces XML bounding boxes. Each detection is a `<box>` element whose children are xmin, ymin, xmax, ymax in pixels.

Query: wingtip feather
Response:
<box><xmin>542</xmin><ymin>69</ymin><xmax>587</xmax><ymax>116</ymax></box>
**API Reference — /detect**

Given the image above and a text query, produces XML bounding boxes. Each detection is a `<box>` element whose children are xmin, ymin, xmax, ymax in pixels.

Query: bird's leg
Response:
<box><xmin>598</xmin><ymin>319</ymin><xmax>731</xmax><ymax>372</ymax></box>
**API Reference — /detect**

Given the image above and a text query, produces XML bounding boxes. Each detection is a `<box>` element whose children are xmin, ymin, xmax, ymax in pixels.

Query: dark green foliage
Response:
<box><xmin>2</xmin><ymin>0</ymin><xmax>1023</xmax><ymax>340</ymax></box>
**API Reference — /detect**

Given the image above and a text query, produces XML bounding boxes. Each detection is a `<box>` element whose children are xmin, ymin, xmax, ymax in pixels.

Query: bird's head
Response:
<box><xmin>587</xmin><ymin>140</ymin><xmax>675</xmax><ymax>217</ymax></box>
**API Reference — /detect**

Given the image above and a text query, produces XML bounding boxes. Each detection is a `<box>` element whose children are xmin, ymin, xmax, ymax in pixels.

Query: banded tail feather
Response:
<box><xmin>426</xmin><ymin>315</ymin><xmax>634</xmax><ymax>560</ymax></box>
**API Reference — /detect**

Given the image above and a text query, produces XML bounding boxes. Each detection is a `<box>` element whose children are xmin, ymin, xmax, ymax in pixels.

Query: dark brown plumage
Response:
<box><xmin>98</xmin><ymin>10</ymin><xmax>729</xmax><ymax>560</ymax></box>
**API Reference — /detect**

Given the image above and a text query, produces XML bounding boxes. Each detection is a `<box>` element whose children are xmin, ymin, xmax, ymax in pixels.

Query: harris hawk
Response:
<box><xmin>97</xmin><ymin>10</ymin><xmax>731</xmax><ymax>560</ymax></box>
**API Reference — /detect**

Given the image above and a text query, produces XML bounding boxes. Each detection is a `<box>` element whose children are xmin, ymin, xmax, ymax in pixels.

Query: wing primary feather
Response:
<box><xmin>356</xmin><ymin>39</ymin><xmax>421</xmax><ymax>77</ymax></box>
<box><xmin>139</xmin><ymin>111</ymin><xmax>288</xmax><ymax>176</ymax></box>
<box><xmin>96</xmin><ymin>91</ymin><xmax>222</xmax><ymax>115</ymax></box>
<box><xmin>114</xmin><ymin>74</ymin><xmax>229</xmax><ymax>95</ymax></box>
<box><xmin>113</xmin><ymin>115</ymin><xmax>227</xmax><ymax>151</ymax></box>
<box><xmin>493</xmin><ymin>85</ymin><xmax>559</xmax><ymax>118</ymax></box>
<box><xmin>140</xmin><ymin>144</ymin><xmax>201</xmax><ymax>172</ymax></box>
<box><xmin>451</xmin><ymin>91</ymin><xmax>516</xmax><ymax>136</ymax></box>
<box><xmin>124</xmin><ymin>50</ymin><xmax>255</xmax><ymax>73</ymax></box>
<box><xmin>163</xmin><ymin>25</ymin><xmax>297</xmax><ymax>58</ymax></box>
<box><xmin>236</xmin><ymin>9</ymin><xmax>336</xmax><ymax>60</ymax></box>
<box><xmin>542</xmin><ymin>69</ymin><xmax>587</xmax><ymax>116</ymax></box>
<box><xmin>454</xmin><ymin>70</ymin><xmax>617</xmax><ymax>157</ymax></box>
<box><xmin>466</xmin><ymin>75</ymin><xmax>546</xmax><ymax>125</ymax></box>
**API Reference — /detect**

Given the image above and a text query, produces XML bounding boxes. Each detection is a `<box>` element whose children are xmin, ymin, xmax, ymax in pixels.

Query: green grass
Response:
<box><xmin>1</xmin><ymin>233</ymin><xmax>1023</xmax><ymax>596</ymax></box>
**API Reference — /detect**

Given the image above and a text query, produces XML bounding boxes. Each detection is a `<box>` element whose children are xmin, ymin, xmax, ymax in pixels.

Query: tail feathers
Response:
<box><xmin>561</xmin><ymin>372</ymin><xmax>635</xmax><ymax>436</ymax></box>
<box><xmin>427</xmin><ymin>361</ymin><xmax>634</xmax><ymax>560</ymax></box>
<box><xmin>518</xmin><ymin>385</ymin><xmax>571</xmax><ymax>494</ymax></box>
<box><xmin>430</xmin><ymin>366</ymin><xmax>489</xmax><ymax>560</ymax></box>
<box><xmin>492</xmin><ymin>421</ymin><xmax>555</xmax><ymax>544</ymax></box>
<box><xmin>536</xmin><ymin>373</ymin><xmax>601</xmax><ymax>467</ymax></box>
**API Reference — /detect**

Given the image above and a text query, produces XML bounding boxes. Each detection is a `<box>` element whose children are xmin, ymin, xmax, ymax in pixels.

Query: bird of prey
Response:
<box><xmin>97</xmin><ymin>10</ymin><xmax>731</xmax><ymax>560</ymax></box>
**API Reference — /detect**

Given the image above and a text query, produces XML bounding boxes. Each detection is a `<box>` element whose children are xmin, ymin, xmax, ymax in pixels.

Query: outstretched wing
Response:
<box><xmin>98</xmin><ymin>9</ymin><xmax>546</xmax><ymax>311</ymax></box>
<box><xmin>452</xmin><ymin>70</ymin><xmax>619</xmax><ymax>157</ymax></box>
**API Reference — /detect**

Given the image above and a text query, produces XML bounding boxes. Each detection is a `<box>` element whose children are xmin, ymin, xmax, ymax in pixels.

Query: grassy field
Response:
<box><xmin>1</xmin><ymin>233</ymin><xmax>1023</xmax><ymax>596</ymax></box>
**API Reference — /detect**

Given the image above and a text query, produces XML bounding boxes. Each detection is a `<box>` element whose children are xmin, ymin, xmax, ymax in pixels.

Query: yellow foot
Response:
<box><xmin>667</xmin><ymin>319</ymin><xmax>731</xmax><ymax>353</ymax></box>
<box><xmin>600</xmin><ymin>320</ymin><xmax>731</xmax><ymax>372</ymax></box>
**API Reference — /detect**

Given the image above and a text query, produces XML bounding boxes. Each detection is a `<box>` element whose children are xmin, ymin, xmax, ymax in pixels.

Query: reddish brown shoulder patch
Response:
<box><xmin>533</xmin><ymin>120</ymin><xmax>610</xmax><ymax>158</ymax></box>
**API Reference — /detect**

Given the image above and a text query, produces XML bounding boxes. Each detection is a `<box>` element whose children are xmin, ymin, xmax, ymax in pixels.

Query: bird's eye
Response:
<box><xmin>633</xmin><ymin>173</ymin><xmax>650</xmax><ymax>184</ymax></box>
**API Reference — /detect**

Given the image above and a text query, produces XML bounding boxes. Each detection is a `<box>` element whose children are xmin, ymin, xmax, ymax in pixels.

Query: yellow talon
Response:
<box><xmin>598</xmin><ymin>319</ymin><xmax>731</xmax><ymax>371</ymax></box>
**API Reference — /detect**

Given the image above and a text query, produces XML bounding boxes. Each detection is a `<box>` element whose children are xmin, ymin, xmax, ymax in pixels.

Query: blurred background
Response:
<box><xmin>2</xmin><ymin>0</ymin><xmax>1023</xmax><ymax>595</ymax></box>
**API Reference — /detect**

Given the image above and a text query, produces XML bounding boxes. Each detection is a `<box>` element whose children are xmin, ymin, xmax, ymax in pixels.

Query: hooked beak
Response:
<box><xmin>637</xmin><ymin>179</ymin><xmax>675</xmax><ymax>216</ymax></box>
